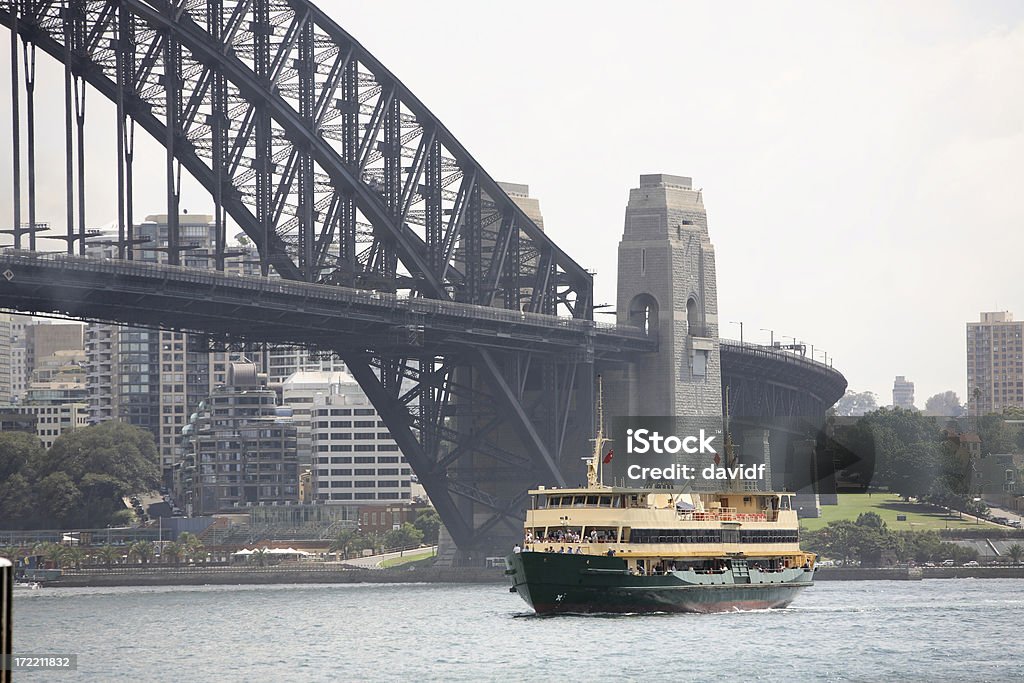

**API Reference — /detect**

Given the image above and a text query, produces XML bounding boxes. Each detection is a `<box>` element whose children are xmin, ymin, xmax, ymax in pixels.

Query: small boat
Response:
<box><xmin>14</xmin><ymin>580</ymin><xmax>42</xmax><ymax>590</ymax></box>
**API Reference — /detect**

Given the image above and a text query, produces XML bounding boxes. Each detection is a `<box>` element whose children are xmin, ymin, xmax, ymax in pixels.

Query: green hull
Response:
<box><xmin>506</xmin><ymin>552</ymin><xmax>813</xmax><ymax>614</ymax></box>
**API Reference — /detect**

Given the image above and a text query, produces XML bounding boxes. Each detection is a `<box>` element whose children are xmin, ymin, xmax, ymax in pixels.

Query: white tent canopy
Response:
<box><xmin>234</xmin><ymin>547</ymin><xmax>311</xmax><ymax>556</ymax></box>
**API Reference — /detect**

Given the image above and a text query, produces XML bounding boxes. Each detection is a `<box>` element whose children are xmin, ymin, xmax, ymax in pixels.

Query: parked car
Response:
<box><xmin>940</xmin><ymin>559</ymin><xmax>955</xmax><ymax>567</ymax></box>
<box><xmin>964</xmin><ymin>561</ymin><xmax>980</xmax><ymax>567</ymax></box>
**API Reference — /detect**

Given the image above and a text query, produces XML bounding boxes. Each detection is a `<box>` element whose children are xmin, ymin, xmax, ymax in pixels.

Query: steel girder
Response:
<box><xmin>0</xmin><ymin>0</ymin><xmax>599</xmax><ymax>550</ymax></box>
<box><xmin>0</xmin><ymin>0</ymin><xmax>593</xmax><ymax>309</ymax></box>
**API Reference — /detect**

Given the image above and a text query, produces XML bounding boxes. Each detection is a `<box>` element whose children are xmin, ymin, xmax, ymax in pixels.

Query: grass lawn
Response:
<box><xmin>380</xmin><ymin>548</ymin><xmax>436</xmax><ymax>568</ymax></box>
<box><xmin>800</xmin><ymin>493</ymin><xmax>1001</xmax><ymax>532</ymax></box>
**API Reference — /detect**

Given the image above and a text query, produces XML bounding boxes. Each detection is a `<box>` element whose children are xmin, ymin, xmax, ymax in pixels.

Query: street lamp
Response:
<box><xmin>730</xmin><ymin>321</ymin><xmax>744</xmax><ymax>345</ymax></box>
<box><xmin>760</xmin><ymin>328</ymin><xmax>774</xmax><ymax>346</ymax></box>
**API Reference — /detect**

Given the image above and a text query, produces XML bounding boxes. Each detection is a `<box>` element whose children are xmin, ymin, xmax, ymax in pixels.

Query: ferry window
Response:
<box><xmin>586</xmin><ymin>495</ymin><xmax>598</xmax><ymax>506</ymax></box>
<box><xmin>780</xmin><ymin>496</ymin><xmax>791</xmax><ymax>510</ymax></box>
<box><xmin>573</xmin><ymin>496</ymin><xmax>586</xmax><ymax>507</ymax></box>
<box><xmin>549</xmin><ymin>496</ymin><xmax>562</xmax><ymax>507</ymax></box>
<box><xmin>535</xmin><ymin>496</ymin><xmax>547</xmax><ymax>509</ymax></box>
<box><xmin>612</xmin><ymin>497</ymin><xmax>622</xmax><ymax>508</ymax></box>
<box><xmin>599</xmin><ymin>496</ymin><xmax>612</xmax><ymax>507</ymax></box>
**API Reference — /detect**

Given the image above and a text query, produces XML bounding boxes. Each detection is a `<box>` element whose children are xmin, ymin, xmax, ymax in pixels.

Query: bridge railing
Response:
<box><xmin>0</xmin><ymin>249</ymin><xmax>651</xmax><ymax>340</ymax></box>
<box><xmin>719</xmin><ymin>338</ymin><xmax>838</xmax><ymax>374</ymax></box>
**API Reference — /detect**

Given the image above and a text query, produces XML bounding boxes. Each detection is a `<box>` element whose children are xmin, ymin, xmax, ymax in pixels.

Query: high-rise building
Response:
<box><xmin>267</xmin><ymin>348</ymin><xmax>346</xmax><ymax>385</ymax></box>
<box><xmin>26</xmin><ymin>323</ymin><xmax>83</xmax><ymax>377</ymax></box>
<box><xmin>308</xmin><ymin>372</ymin><xmax>413</xmax><ymax>503</ymax></box>
<box><xmin>0</xmin><ymin>313</ymin><xmax>12</xmax><ymax>404</ymax></box>
<box><xmin>83</xmin><ymin>217</ymin><xmax>263</xmax><ymax>473</ymax></box>
<box><xmin>967</xmin><ymin>311</ymin><xmax>1024</xmax><ymax>416</ymax></box>
<box><xmin>177</xmin><ymin>361</ymin><xmax>299</xmax><ymax>515</ymax></box>
<box><xmin>0</xmin><ymin>344</ymin><xmax>89</xmax><ymax>449</ymax></box>
<box><xmin>9</xmin><ymin>314</ymin><xmax>32</xmax><ymax>403</ymax></box>
<box><xmin>497</xmin><ymin>181</ymin><xmax>545</xmax><ymax>230</ymax></box>
<box><xmin>892</xmin><ymin>376</ymin><xmax>915</xmax><ymax>409</ymax></box>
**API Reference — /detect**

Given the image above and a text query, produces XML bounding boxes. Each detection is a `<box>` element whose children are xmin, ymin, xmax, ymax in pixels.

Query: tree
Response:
<box><xmin>856</xmin><ymin>511</ymin><xmax>886</xmax><ymax>529</ymax></box>
<box><xmin>44</xmin><ymin>421</ymin><xmax>160</xmax><ymax>489</ymax></box>
<box><xmin>329</xmin><ymin>528</ymin><xmax>358</xmax><ymax>559</ymax></box>
<box><xmin>61</xmin><ymin>546</ymin><xmax>85</xmax><ymax>570</ymax></box>
<box><xmin>886</xmin><ymin>442</ymin><xmax>941</xmax><ymax>501</ymax></box>
<box><xmin>976</xmin><ymin>414</ymin><xmax>1016</xmax><ymax>456</ymax></box>
<box><xmin>27</xmin><ymin>422</ymin><xmax>161</xmax><ymax>529</ymax></box>
<box><xmin>834</xmin><ymin>391</ymin><xmax>879</xmax><ymax>417</ymax></box>
<box><xmin>251</xmin><ymin>548</ymin><xmax>268</xmax><ymax>567</ymax></box>
<box><xmin>178</xmin><ymin>532</ymin><xmax>205</xmax><ymax>562</ymax></box>
<box><xmin>94</xmin><ymin>545</ymin><xmax>121</xmax><ymax>568</ymax></box>
<box><xmin>1007</xmin><ymin>544</ymin><xmax>1024</xmax><ymax>565</ymax></box>
<box><xmin>384</xmin><ymin>523</ymin><xmax>424</xmax><ymax>551</ymax></box>
<box><xmin>32</xmin><ymin>542</ymin><xmax>63</xmax><ymax>566</ymax></box>
<box><xmin>0</xmin><ymin>431</ymin><xmax>44</xmax><ymax>481</ymax></box>
<box><xmin>924</xmin><ymin>391</ymin><xmax>964</xmax><ymax>417</ymax></box>
<box><xmin>412</xmin><ymin>510</ymin><xmax>441</xmax><ymax>545</ymax></box>
<box><xmin>128</xmin><ymin>540</ymin><xmax>155</xmax><ymax>564</ymax></box>
<box><xmin>362</xmin><ymin>532</ymin><xmax>383</xmax><ymax>555</ymax></box>
<box><xmin>0</xmin><ymin>472</ymin><xmax>37</xmax><ymax>529</ymax></box>
<box><xmin>163</xmin><ymin>542</ymin><xmax>184</xmax><ymax>564</ymax></box>
<box><xmin>36</xmin><ymin>472</ymin><xmax>83</xmax><ymax>528</ymax></box>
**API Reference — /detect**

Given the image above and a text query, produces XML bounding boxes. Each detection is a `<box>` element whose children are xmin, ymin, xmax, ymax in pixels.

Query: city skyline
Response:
<box><xmin>1</xmin><ymin>1</ymin><xmax>1022</xmax><ymax>406</ymax></box>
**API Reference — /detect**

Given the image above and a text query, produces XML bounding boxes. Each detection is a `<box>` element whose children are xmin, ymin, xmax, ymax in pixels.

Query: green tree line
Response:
<box><xmin>0</xmin><ymin>532</ymin><xmax>207</xmax><ymax>568</ymax></box>
<box><xmin>0</xmin><ymin>422</ymin><xmax>160</xmax><ymax>529</ymax></box>
<box><xmin>803</xmin><ymin>512</ymin><xmax>983</xmax><ymax>566</ymax></box>
<box><xmin>830</xmin><ymin>406</ymin><xmax>1024</xmax><ymax>515</ymax></box>
<box><xmin>327</xmin><ymin>513</ymin><xmax>439</xmax><ymax>560</ymax></box>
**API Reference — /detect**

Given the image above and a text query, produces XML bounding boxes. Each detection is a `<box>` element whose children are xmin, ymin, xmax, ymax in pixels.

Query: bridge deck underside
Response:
<box><xmin>0</xmin><ymin>252</ymin><xmax>653</xmax><ymax>359</ymax></box>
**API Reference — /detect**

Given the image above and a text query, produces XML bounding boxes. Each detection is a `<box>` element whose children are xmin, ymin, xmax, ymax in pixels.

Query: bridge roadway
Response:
<box><xmin>0</xmin><ymin>250</ymin><xmax>654</xmax><ymax>360</ymax></box>
<box><xmin>0</xmin><ymin>249</ymin><xmax>846</xmax><ymax>413</ymax></box>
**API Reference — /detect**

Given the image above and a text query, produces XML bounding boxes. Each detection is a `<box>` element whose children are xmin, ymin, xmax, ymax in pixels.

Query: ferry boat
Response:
<box><xmin>505</xmin><ymin>386</ymin><xmax>815</xmax><ymax>614</ymax></box>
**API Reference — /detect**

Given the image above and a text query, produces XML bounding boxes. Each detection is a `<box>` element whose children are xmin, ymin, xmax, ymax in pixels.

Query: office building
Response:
<box><xmin>177</xmin><ymin>361</ymin><xmax>299</xmax><ymax>515</ymax></box>
<box><xmin>892</xmin><ymin>376</ymin><xmax>915</xmax><ymax>409</ymax></box>
<box><xmin>309</xmin><ymin>372</ymin><xmax>412</xmax><ymax>503</ymax></box>
<box><xmin>967</xmin><ymin>311</ymin><xmax>1024</xmax><ymax>416</ymax></box>
<box><xmin>83</xmin><ymin>217</ymin><xmax>263</xmax><ymax>472</ymax></box>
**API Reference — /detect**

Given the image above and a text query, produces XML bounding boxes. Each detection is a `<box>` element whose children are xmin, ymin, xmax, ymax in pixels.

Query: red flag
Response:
<box><xmin>603</xmin><ymin>450</ymin><xmax>614</xmax><ymax>464</ymax></box>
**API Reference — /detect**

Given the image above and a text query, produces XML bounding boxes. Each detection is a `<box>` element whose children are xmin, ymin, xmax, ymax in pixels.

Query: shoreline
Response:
<box><xmin>31</xmin><ymin>565</ymin><xmax>1024</xmax><ymax>588</ymax></box>
<box><xmin>42</xmin><ymin>566</ymin><xmax>507</xmax><ymax>588</ymax></box>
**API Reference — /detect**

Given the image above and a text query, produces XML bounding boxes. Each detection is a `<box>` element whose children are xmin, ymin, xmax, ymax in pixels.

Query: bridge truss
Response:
<box><xmin>0</xmin><ymin>0</ymin><xmax>602</xmax><ymax>550</ymax></box>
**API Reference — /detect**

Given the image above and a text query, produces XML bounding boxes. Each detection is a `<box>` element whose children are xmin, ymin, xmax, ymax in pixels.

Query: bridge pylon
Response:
<box><xmin>604</xmin><ymin>174</ymin><xmax>724</xmax><ymax>481</ymax></box>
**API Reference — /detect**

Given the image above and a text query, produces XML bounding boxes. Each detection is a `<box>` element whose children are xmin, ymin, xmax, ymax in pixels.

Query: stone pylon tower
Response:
<box><xmin>608</xmin><ymin>174</ymin><xmax>723</xmax><ymax>425</ymax></box>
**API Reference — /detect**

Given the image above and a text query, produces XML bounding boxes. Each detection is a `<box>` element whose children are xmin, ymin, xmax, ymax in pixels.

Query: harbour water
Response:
<box><xmin>12</xmin><ymin>579</ymin><xmax>1024</xmax><ymax>681</ymax></box>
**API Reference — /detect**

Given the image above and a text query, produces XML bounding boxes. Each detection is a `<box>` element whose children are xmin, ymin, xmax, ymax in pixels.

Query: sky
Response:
<box><xmin>1</xmin><ymin>0</ymin><xmax>1023</xmax><ymax>407</ymax></box>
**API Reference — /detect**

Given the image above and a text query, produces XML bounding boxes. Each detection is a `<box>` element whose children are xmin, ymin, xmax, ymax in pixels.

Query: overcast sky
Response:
<box><xmin>1</xmin><ymin>0</ymin><xmax>1022</xmax><ymax>407</ymax></box>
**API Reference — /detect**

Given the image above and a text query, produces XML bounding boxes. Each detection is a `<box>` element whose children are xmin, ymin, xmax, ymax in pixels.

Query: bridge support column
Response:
<box><xmin>609</xmin><ymin>174</ymin><xmax>723</xmax><ymax>481</ymax></box>
<box><xmin>741</xmin><ymin>428</ymin><xmax>773</xmax><ymax>491</ymax></box>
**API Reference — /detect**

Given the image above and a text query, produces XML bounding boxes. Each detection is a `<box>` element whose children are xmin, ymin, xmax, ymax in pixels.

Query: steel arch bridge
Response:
<box><xmin>0</xmin><ymin>0</ymin><xmax>603</xmax><ymax>551</ymax></box>
<box><xmin>0</xmin><ymin>0</ymin><xmax>848</xmax><ymax>554</ymax></box>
